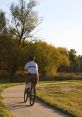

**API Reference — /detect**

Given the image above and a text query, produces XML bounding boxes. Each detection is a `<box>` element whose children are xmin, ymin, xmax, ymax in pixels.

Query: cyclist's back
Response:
<box><xmin>24</xmin><ymin>56</ymin><xmax>39</xmax><ymax>86</ymax></box>
<box><xmin>25</xmin><ymin>61</ymin><xmax>38</xmax><ymax>74</ymax></box>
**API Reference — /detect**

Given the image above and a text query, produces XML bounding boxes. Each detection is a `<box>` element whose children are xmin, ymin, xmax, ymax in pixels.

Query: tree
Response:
<box><xmin>0</xmin><ymin>10</ymin><xmax>6</xmax><ymax>34</ymax></box>
<box><xmin>0</xmin><ymin>33</ymin><xmax>21</xmax><ymax>80</ymax></box>
<box><xmin>78</xmin><ymin>55</ymin><xmax>82</xmax><ymax>72</ymax></box>
<box><xmin>57</xmin><ymin>47</ymin><xmax>70</xmax><ymax>72</ymax></box>
<box><xmin>25</xmin><ymin>41</ymin><xmax>60</xmax><ymax>76</ymax></box>
<box><xmin>68</xmin><ymin>49</ymin><xmax>79</xmax><ymax>72</ymax></box>
<box><xmin>10</xmin><ymin>0</ymin><xmax>40</xmax><ymax>45</ymax></box>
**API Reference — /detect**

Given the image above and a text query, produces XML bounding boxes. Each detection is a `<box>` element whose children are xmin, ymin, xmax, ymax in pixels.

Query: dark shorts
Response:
<box><xmin>25</xmin><ymin>73</ymin><xmax>39</xmax><ymax>85</ymax></box>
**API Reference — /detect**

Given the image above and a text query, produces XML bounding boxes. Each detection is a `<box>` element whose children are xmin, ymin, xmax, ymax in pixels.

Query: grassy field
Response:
<box><xmin>37</xmin><ymin>80</ymin><xmax>82</xmax><ymax>117</ymax></box>
<box><xmin>0</xmin><ymin>83</ymin><xmax>22</xmax><ymax>117</ymax></box>
<box><xmin>0</xmin><ymin>81</ymin><xmax>82</xmax><ymax>117</ymax></box>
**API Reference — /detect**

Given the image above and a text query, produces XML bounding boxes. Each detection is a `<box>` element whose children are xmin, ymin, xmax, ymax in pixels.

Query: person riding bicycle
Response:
<box><xmin>24</xmin><ymin>56</ymin><xmax>39</xmax><ymax>87</ymax></box>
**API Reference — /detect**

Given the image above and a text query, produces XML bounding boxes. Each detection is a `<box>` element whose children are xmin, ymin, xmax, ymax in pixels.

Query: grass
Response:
<box><xmin>0</xmin><ymin>83</ymin><xmax>23</xmax><ymax>117</ymax></box>
<box><xmin>0</xmin><ymin>80</ymin><xmax>82</xmax><ymax>117</ymax></box>
<box><xmin>37</xmin><ymin>80</ymin><xmax>82</xmax><ymax>117</ymax></box>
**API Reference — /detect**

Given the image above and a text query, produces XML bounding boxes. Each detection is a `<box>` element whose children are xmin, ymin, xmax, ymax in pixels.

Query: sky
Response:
<box><xmin>0</xmin><ymin>0</ymin><xmax>82</xmax><ymax>55</ymax></box>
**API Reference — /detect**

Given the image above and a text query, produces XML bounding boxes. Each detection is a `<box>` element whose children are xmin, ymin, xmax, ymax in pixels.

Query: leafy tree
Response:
<box><xmin>68</xmin><ymin>49</ymin><xmax>77</xmax><ymax>63</ymax></box>
<box><xmin>24</xmin><ymin>41</ymin><xmax>60</xmax><ymax>76</ymax></box>
<box><xmin>0</xmin><ymin>10</ymin><xmax>6</xmax><ymax>34</ymax></box>
<box><xmin>10</xmin><ymin>0</ymin><xmax>40</xmax><ymax>45</ymax></box>
<box><xmin>0</xmin><ymin>35</ymin><xmax>19</xmax><ymax>79</ymax></box>
<box><xmin>57</xmin><ymin>47</ymin><xmax>70</xmax><ymax>72</ymax></box>
<box><xmin>78</xmin><ymin>55</ymin><xmax>82</xmax><ymax>72</ymax></box>
<box><xmin>68</xmin><ymin>49</ymin><xmax>79</xmax><ymax>72</ymax></box>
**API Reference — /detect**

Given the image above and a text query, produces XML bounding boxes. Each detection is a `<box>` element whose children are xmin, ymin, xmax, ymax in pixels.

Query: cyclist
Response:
<box><xmin>24</xmin><ymin>56</ymin><xmax>39</xmax><ymax>88</ymax></box>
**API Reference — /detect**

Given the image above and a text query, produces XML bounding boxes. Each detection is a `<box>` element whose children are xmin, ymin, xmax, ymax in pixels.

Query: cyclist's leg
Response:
<box><xmin>25</xmin><ymin>74</ymin><xmax>31</xmax><ymax>92</ymax></box>
<box><xmin>30</xmin><ymin>74</ymin><xmax>37</xmax><ymax>87</ymax></box>
<box><xmin>30</xmin><ymin>75</ymin><xmax>36</xmax><ymax>104</ymax></box>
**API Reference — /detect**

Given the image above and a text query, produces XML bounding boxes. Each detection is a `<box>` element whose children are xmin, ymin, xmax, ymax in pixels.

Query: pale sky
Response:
<box><xmin>0</xmin><ymin>0</ymin><xmax>82</xmax><ymax>55</ymax></box>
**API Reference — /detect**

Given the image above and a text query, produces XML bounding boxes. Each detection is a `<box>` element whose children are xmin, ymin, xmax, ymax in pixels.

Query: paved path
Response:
<box><xmin>2</xmin><ymin>85</ymin><xmax>71</xmax><ymax>117</ymax></box>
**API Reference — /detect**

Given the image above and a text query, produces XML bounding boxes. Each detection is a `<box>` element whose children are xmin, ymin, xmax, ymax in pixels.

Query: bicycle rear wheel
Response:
<box><xmin>29</xmin><ymin>85</ymin><xmax>36</xmax><ymax>106</ymax></box>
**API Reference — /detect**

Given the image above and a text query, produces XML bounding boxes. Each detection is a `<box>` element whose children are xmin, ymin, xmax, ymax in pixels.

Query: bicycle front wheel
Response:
<box><xmin>24</xmin><ymin>89</ymin><xmax>28</xmax><ymax>103</ymax></box>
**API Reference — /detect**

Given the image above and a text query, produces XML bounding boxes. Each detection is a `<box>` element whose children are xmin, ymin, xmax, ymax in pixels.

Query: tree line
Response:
<box><xmin>0</xmin><ymin>0</ymin><xmax>82</xmax><ymax>82</ymax></box>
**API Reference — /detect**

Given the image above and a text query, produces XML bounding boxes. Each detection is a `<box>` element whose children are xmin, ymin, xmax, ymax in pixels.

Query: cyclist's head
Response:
<box><xmin>28</xmin><ymin>56</ymin><xmax>35</xmax><ymax>61</ymax></box>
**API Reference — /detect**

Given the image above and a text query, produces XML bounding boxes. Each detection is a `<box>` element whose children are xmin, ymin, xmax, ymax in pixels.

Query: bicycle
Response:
<box><xmin>24</xmin><ymin>81</ymin><xmax>36</xmax><ymax>106</ymax></box>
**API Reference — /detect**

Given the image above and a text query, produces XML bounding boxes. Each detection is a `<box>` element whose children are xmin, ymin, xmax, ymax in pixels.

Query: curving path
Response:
<box><xmin>2</xmin><ymin>85</ymin><xmax>71</xmax><ymax>117</ymax></box>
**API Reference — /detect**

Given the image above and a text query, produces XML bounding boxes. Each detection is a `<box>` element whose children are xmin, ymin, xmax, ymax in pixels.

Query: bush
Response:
<box><xmin>40</xmin><ymin>73</ymin><xmax>82</xmax><ymax>81</ymax></box>
<box><xmin>0</xmin><ymin>70</ymin><xmax>10</xmax><ymax>82</ymax></box>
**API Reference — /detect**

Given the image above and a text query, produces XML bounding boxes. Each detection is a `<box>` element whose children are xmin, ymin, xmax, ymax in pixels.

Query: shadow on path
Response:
<box><xmin>5</xmin><ymin>102</ymin><xmax>31</xmax><ymax>110</ymax></box>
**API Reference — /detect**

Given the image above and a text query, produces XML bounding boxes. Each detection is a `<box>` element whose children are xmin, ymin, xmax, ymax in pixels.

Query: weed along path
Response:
<box><xmin>2</xmin><ymin>85</ymin><xmax>70</xmax><ymax>117</ymax></box>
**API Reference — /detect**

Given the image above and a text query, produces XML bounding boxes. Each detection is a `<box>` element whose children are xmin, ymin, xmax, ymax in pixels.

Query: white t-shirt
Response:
<box><xmin>24</xmin><ymin>61</ymin><xmax>38</xmax><ymax>74</ymax></box>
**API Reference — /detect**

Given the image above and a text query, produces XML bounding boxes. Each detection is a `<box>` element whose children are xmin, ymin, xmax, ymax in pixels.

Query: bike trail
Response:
<box><xmin>2</xmin><ymin>85</ymin><xmax>71</xmax><ymax>117</ymax></box>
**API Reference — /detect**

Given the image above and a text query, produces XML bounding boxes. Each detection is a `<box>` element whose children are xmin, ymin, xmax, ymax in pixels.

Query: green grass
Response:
<box><xmin>0</xmin><ymin>83</ymin><xmax>23</xmax><ymax>117</ymax></box>
<box><xmin>37</xmin><ymin>81</ymin><xmax>82</xmax><ymax>117</ymax></box>
<box><xmin>0</xmin><ymin>81</ymin><xmax>82</xmax><ymax>117</ymax></box>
